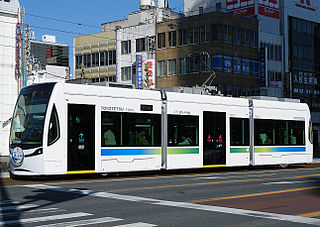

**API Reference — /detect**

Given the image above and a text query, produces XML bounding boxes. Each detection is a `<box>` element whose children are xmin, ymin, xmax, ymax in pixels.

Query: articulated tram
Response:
<box><xmin>9</xmin><ymin>82</ymin><xmax>313</xmax><ymax>177</ymax></box>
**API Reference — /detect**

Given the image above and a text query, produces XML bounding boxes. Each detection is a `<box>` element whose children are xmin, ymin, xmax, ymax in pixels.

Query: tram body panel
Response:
<box><xmin>98</xmin><ymin>96</ymin><xmax>162</xmax><ymax>173</ymax></box>
<box><xmin>252</xmin><ymin>100</ymin><xmax>312</xmax><ymax>166</ymax></box>
<box><xmin>42</xmin><ymin>83</ymin><xmax>67</xmax><ymax>174</ymax></box>
<box><xmin>166</xmin><ymin>92</ymin><xmax>250</xmax><ymax>169</ymax></box>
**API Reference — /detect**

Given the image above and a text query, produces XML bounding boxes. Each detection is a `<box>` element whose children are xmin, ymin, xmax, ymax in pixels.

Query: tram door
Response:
<box><xmin>203</xmin><ymin>112</ymin><xmax>226</xmax><ymax>166</ymax></box>
<box><xmin>68</xmin><ymin>104</ymin><xmax>95</xmax><ymax>172</ymax></box>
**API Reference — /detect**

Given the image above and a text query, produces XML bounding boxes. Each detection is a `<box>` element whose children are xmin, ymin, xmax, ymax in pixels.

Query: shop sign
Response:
<box><xmin>295</xmin><ymin>0</ymin><xmax>315</xmax><ymax>11</ymax></box>
<box><xmin>258</xmin><ymin>0</ymin><xmax>279</xmax><ymax>19</ymax></box>
<box><xmin>226</xmin><ymin>0</ymin><xmax>256</xmax><ymax>17</ymax></box>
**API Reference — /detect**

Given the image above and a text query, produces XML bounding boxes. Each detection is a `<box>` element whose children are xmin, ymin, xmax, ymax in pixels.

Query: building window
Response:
<box><xmin>212</xmin><ymin>24</ymin><xmax>222</xmax><ymax>42</ymax></box>
<box><xmin>188</xmin><ymin>27</ymin><xmax>199</xmax><ymax>45</ymax></box>
<box><xmin>178</xmin><ymin>29</ymin><xmax>187</xmax><ymax>46</ymax></box>
<box><xmin>168</xmin><ymin>31</ymin><xmax>177</xmax><ymax>47</ymax></box>
<box><xmin>234</xmin><ymin>27</ymin><xmax>241</xmax><ymax>45</ymax></box>
<box><xmin>158</xmin><ymin>33</ymin><xmax>166</xmax><ymax>49</ymax></box>
<box><xmin>251</xmin><ymin>31</ymin><xmax>257</xmax><ymax>48</ymax></box>
<box><xmin>189</xmin><ymin>57</ymin><xmax>199</xmax><ymax>74</ymax></box>
<box><xmin>75</xmin><ymin>55</ymin><xmax>82</xmax><ymax>69</ymax></box>
<box><xmin>224</xmin><ymin>25</ymin><xmax>232</xmax><ymax>43</ymax></box>
<box><xmin>168</xmin><ymin>59</ymin><xmax>177</xmax><ymax>76</ymax></box>
<box><xmin>242</xmin><ymin>29</ymin><xmax>250</xmax><ymax>46</ymax></box>
<box><xmin>121</xmin><ymin>66</ymin><xmax>132</xmax><ymax>81</ymax></box>
<box><xmin>200</xmin><ymin>25</ymin><xmax>210</xmax><ymax>43</ymax></box>
<box><xmin>200</xmin><ymin>54</ymin><xmax>210</xmax><ymax>72</ymax></box>
<box><xmin>100</xmin><ymin>52</ymin><xmax>105</xmax><ymax>66</ymax></box>
<box><xmin>136</xmin><ymin>38</ymin><xmax>146</xmax><ymax>52</ymax></box>
<box><xmin>178</xmin><ymin>58</ymin><xmax>187</xmax><ymax>75</ymax></box>
<box><xmin>157</xmin><ymin>60</ymin><xmax>166</xmax><ymax>77</ymax></box>
<box><xmin>121</xmin><ymin>40</ymin><xmax>131</xmax><ymax>54</ymax></box>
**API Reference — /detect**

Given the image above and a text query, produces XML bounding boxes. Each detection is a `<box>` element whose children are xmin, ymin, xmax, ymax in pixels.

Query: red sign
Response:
<box><xmin>227</xmin><ymin>0</ymin><xmax>256</xmax><ymax>17</ymax></box>
<box><xmin>258</xmin><ymin>0</ymin><xmax>279</xmax><ymax>19</ymax></box>
<box><xmin>295</xmin><ymin>0</ymin><xmax>315</xmax><ymax>11</ymax></box>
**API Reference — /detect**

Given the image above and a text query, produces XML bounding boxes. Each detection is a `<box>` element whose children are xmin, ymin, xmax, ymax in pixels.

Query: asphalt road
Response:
<box><xmin>2</xmin><ymin>165</ymin><xmax>320</xmax><ymax>226</ymax></box>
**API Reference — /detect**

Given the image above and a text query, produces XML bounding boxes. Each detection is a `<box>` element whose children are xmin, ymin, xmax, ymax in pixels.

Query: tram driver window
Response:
<box><xmin>48</xmin><ymin>105</ymin><xmax>60</xmax><ymax>146</ymax></box>
<box><xmin>168</xmin><ymin>115</ymin><xmax>199</xmax><ymax>146</ymax></box>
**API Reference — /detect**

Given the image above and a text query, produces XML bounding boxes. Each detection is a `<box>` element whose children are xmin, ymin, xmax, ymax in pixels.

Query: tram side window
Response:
<box><xmin>230</xmin><ymin>118</ymin><xmax>249</xmax><ymax>146</ymax></box>
<box><xmin>168</xmin><ymin>115</ymin><xmax>199</xmax><ymax>146</ymax></box>
<box><xmin>48</xmin><ymin>105</ymin><xmax>60</xmax><ymax>146</ymax></box>
<box><xmin>101</xmin><ymin>112</ymin><xmax>120</xmax><ymax>146</ymax></box>
<box><xmin>254</xmin><ymin>119</ymin><xmax>305</xmax><ymax>146</ymax></box>
<box><xmin>101</xmin><ymin>112</ymin><xmax>161</xmax><ymax>147</ymax></box>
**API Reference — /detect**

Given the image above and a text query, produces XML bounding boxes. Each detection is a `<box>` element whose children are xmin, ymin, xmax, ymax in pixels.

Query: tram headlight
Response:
<box><xmin>11</xmin><ymin>147</ymin><xmax>24</xmax><ymax>167</ymax></box>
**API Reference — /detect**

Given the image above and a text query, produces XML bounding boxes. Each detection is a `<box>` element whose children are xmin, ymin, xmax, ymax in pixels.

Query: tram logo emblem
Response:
<box><xmin>11</xmin><ymin>147</ymin><xmax>24</xmax><ymax>167</ymax></box>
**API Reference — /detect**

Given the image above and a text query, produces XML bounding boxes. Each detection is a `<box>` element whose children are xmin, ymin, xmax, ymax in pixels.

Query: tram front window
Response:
<box><xmin>10</xmin><ymin>83</ymin><xmax>55</xmax><ymax>149</ymax></box>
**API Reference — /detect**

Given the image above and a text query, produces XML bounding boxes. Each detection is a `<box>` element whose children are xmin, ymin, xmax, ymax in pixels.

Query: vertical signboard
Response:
<box><xmin>260</xmin><ymin>47</ymin><xmax>267</xmax><ymax>87</ymax></box>
<box><xmin>137</xmin><ymin>55</ymin><xmax>143</xmax><ymax>89</ymax></box>
<box><xmin>258</xmin><ymin>0</ymin><xmax>280</xmax><ymax>19</ymax></box>
<box><xmin>143</xmin><ymin>59</ymin><xmax>155</xmax><ymax>89</ymax></box>
<box><xmin>227</xmin><ymin>0</ymin><xmax>255</xmax><ymax>17</ymax></box>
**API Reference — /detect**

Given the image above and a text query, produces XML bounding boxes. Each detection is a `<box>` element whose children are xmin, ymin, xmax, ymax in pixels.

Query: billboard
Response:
<box><xmin>258</xmin><ymin>0</ymin><xmax>279</xmax><ymax>19</ymax></box>
<box><xmin>260</xmin><ymin>47</ymin><xmax>267</xmax><ymax>87</ymax></box>
<box><xmin>227</xmin><ymin>0</ymin><xmax>255</xmax><ymax>17</ymax></box>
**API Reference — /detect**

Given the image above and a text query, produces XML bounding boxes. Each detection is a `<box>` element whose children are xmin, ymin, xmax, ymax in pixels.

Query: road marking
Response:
<box><xmin>190</xmin><ymin>186</ymin><xmax>320</xmax><ymax>203</ymax></box>
<box><xmin>299</xmin><ymin>211</ymin><xmax>320</xmax><ymax>218</ymax></box>
<box><xmin>23</xmin><ymin>184</ymin><xmax>320</xmax><ymax>225</ymax></box>
<box><xmin>0</xmin><ymin>208</ymin><xmax>61</xmax><ymax>217</ymax></box>
<box><xmin>0</xmin><ymin>200</ymin><xmax>18</xmax><ymax>205</ymax></box>
<box><xmin>36</xmin><ymin>217</ymin><xmax>122</xmax><ymax>227</ymax></box>
<box><xmin>0</xmin><ymin>212</ymin><xmax>92</xmax><ymax>225</ymax></box>
<box><xmin>113</xmin><ymin>223</ymin><xmax>157</xmax><ymax>227</ymax></box>
<box><xmin>0</xmin><ymin>204</ymin><xmax>38</xmax><ymax>211</ymax></box>
<box><xmin>263</xmin><ymin>180</ymin><xmax>317</xmax><ymax>185</ymax></box>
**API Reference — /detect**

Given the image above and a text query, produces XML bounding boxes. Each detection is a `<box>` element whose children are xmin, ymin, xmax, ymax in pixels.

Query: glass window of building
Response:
<box><xmin>178</xmin><ymin>58</ymin><xmax>187</xmax><ymax>75</ymax></box>
<box><xmin>224</xmin><ymin>25</ymin><xmax>232</xmax><ymax>43</ymax></box>
<box><xmin>157</xmin><ymin>60</ymin><xmax>166</xmax><ymax>77</ymax></box>
<box><xmin>121</xmin><ymin>40</ymin><xmax>131</xmax><ymax>54</ymax></box>
<box><xmin>178</xmin><ymin>29</ymin><xmax>187</xmax><ymax>46</ymax></box>
<box><xmin>136</xmin><ymin>38</ymin><xmax>146</xmax><ymax>52</ymax></box>
<box><xmin>168</xmin><ymin>59</ymin><xmax>177</xmax><ymax>76</ymax></box>
<box><xmin>168</xmin><ymin>31</ymin><xmax>177</xmax><ymax>47</ymax></box>
<box><xmin>200</xmin><ymin>25</ymin><xmax>210</xmax><ymax>43</ymax></box>
<box><xmin>158</xmin><ymin>33</ymin><xmax>166</xmax><ymax>49</ymax></box>
<box><xmin>212</xmin><ymin>24</ymin><xmax>222</xmax><ymax>42</ymax></box>
<box><xmin>200</xmin><ymin>54</ymin><xmax>210</xmax><ymax>72</ymax></box>
<box><xmin>121</xmin><ymin>66</ymin><xmax>132</xmax><ymax>81</ymax></box>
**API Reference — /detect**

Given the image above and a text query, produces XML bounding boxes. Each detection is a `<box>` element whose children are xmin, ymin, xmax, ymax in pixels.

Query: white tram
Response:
<box><xmin>9</xmin><ymin>82</ymin><xmax>313</xmax><ymax>176</ymax></box>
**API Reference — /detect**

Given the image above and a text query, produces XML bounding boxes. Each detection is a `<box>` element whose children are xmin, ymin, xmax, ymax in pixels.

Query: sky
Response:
<box><xmin>19</xmin><ymin>0</ymin><xmax>185</xmax><ymax>75</ymax></box>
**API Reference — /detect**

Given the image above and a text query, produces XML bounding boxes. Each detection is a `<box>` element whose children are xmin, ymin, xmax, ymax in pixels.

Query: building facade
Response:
<box><xmin>30</xmin><ymin>36</ymin><xmax>69</xmax><ymax>71</ymax></box>
<box><xmin>156</xmin><ymin>11</ymin><xmax>260</xmax><ymax>97</ymax></box>
<box><xmin>117</xmin><ymin>23</ymin><xmax>156</xmax><ymax>87</ymax></box>
<box><xmin>74</xmin><ymin>31</ymin><xmax>117</xmax><ymax>83</ymax></box>
<box><xmin>0</xmin><ymin>0</ymin><xmax>20</xmax><ymax>156</ymax></box>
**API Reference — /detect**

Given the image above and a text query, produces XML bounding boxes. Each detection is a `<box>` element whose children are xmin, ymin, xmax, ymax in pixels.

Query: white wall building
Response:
<box><xmin>117</xmin><ymin>23</ymin><xmax>156</xmax><ymax>88</ymax></box>
<box><xmin>0</xmin><ymin>0</ymin><xmax>20</xmax><ymax>156</ymax></box>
